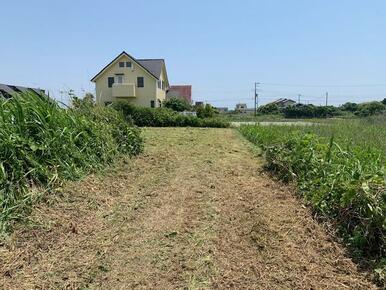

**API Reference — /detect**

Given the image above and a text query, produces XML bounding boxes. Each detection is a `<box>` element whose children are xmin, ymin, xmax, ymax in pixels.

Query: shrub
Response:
<box><xmin>112</xmin><ymin>101</ymin><xmax>229</xmax><ymax>128</ymax></box>
<box><xmin>355</xmin><ymin>101</ymin><xmax>385</xmax><ymax>117</ymax></box>
<box><xmin>257</xmin><ymin>103</ymin><xmax>280</xmax><ymax>114</ymax></box>
<box><xmin>0</xmin><ymin>92</ymin><xmax>143</xmax><ymax>232</ymax></box>
<box><xmin>163</xmin><ymin>97</ymin><xmax>192</xmax><ymax>112</ymax></box>
<box><xmin>282</xmin><ymin>104</ymin><xmax>340</xmax><ymax>118</ymax></box>
<box><xmin>195</xmin><ymin>104</ymin><xmax>218</xmax><ymax>118</ymax></box>
<box><xmin>341</xmin><ymin>102</ymin><xmax>359</xmax><ymax>112</ymax></box>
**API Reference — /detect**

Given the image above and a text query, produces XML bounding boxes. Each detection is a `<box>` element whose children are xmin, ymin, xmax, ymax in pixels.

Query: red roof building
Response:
<box><xmin>166</xmin><ymin>85</ymin><xmax>192</xmax><ymax>103</ymax></box>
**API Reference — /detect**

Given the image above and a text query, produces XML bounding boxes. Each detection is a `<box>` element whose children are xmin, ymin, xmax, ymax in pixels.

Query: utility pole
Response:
<box><xmin>254</xmin><ymin>82</ymin><xmax>259</xmax><ymax>116</ymax></box>
<box><xmin>325</xmin><ymin>92</ymin><xmax>328</xmax><ymax>106</ymax></box>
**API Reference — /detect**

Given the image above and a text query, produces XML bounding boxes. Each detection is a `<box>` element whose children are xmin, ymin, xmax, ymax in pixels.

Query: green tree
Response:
<box><xmin>341</xmin><ymin>102</ymin><xmax>358</xmax><ymax>112</ymax></box>
<box><xmin>163</xmin><ymin>97</ymin><xmax>191</xmax><ymax>112</ymax></box>
<box><xmin>356</xmin><ymin>101</ymin><xmax>385</xmax><ymax>117</ymax></box>
<box><xmin>71</xmin><ymin>92</ymin><xmax>95</xmax><ymax>109</ymax></box>
<box><xmin>195</xmin><ymin>104</ymin><xmax>218</xmax><ymax>118</ymax></box>
<box><xmin>257</xmin><ymin>103</ymin><xmax>280</xmax><ymax>114</ymax></box>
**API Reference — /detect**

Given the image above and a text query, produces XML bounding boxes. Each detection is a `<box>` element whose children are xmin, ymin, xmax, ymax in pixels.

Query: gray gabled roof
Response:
<box><xmin>91</xmin><ymin>51</ymin><xmax>169</xmax><ymax>83</ymax></box>
<box><xmin>0</xmin><ymin>83</ymin><xmax>45</xmax><ymax>98</ymax></box>
<box><xmin>0</xmin><ymin>84</ymin><xmax>14</xmax><ymax>95</ymax></box>
<box><xmin>271</xmin><ymin>98</ymin><xmax>296</xmax><ymax>104</ymax></box>
<box><xmin>137</xmin><ymin>59</ymin><xmax>164</xmax><ymax>79</ymax></box>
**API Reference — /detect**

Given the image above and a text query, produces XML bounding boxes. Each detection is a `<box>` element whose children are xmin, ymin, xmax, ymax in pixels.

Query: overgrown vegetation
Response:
<box><xmin>0</xmin><ymin>92</ymin><xmax>143</xmax><ymax>232</ymax></box>
<box><xmin>282</xmin><ymin>104</ymin><xmax>342</xmax><ymax>118</ymax></box>
<box><xmin>195</xmin><ymin>103</ymin><xmax>219</xmax><ymax>118</ymax></box>
<box><xmin>239</xmin><ymin>116</ymin><xmax>386</xmax><ymax>286</ymax></box>
<box><xmin>163</xmin><ymin>97</ymin><xmax>192</xmax><ymax>112</ymax></box>
<box><xmin>112</xmin><ymin>101</ymin><xmax>229</xmax><ymax>128</ymax></box>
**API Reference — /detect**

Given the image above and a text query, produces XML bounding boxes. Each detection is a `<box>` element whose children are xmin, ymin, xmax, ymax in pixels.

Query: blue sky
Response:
<box><xmin>1</xmin><ymin>0</ymin><xmax>386</xmax><ymax>108</ymax></box>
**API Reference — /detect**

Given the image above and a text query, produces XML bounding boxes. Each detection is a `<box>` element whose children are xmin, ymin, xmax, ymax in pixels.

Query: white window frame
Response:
<box><xmin>116</xmin><ymin>75</ymin><xmax>124</xmax><ymax>84</ymax></box>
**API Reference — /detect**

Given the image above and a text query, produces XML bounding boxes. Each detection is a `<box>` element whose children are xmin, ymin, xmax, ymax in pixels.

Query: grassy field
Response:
<box><xmin>259</xmin><ymin>116</ymin><xmax>386</xmax><ymax>155</ymax></box>
<box><xmin>240</xmin><ymin>115</ymin><xmax>386</xmax><ymax>285</ymax></box>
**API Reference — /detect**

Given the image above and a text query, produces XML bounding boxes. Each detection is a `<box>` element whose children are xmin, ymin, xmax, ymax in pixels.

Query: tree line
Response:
<box><xmin>257</xmin><ymin>98</ymin><xmax>386</xmax><ymax>118</ymax></box>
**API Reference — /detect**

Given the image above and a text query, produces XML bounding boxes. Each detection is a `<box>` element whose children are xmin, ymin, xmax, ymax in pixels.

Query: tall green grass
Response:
<box><xmin>240</xmin><ymin>117</ymin><xmax>386</xmax><ymax>285</ymax></box>
<box><xmin>0</xmin><ymin>92</ymin><xmax>143</xmax><ymax>232</ymax></box>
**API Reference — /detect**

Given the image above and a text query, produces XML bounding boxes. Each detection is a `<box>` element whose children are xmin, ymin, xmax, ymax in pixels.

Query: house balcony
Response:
<box><xmin>112</xmin><ymin>83</ymin><xmax>136</xmax><ymax>98</ymax></box>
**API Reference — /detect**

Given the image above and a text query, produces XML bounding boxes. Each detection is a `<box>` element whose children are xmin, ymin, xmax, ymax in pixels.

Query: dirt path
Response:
<box><xmin>0</xmin><ymin>128</ymin><xmax>376</xmax><ymax>289</ymax></box>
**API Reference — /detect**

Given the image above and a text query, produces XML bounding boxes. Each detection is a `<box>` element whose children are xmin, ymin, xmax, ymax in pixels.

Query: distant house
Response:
<box><xmin>268</xmin><ymin>98</ymin><xmax>296</xmax><ymax>108</ymax></box>
<box><xmin>166</xmin><ymin>85</ymin><xmax>192</xmax><ymax>103</ymax></box>
<box><xmin>0</xmin><ymin>83</ymin><xmax>45</xmax><ymax>99</ymax></box>
<box><xmin>235</xmin><ymin>103</ymin><xmax>247</xmax><ymax>113</ymax></box>
<box><xmin>180</xmin><ymin>111</ymin><xmax>197</xmax><ymax>116</ymax></box>
<box><xmin>91</xmin><ymin>51</ymin><xmax>170</xmax><ymax>107</ymax></box>
<box><xmin>195</xmin><ymin>101</ymin><xmax>204</xmax><ymax>106</ymax></box>
<box><xmin>216</xmin><ymin>107</ymin><xmax>228</xmax><ymax>113</ymax></box>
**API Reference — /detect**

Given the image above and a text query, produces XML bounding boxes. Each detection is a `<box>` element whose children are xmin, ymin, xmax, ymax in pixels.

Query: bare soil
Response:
<box><xmin>0</xmin><ymin>128</ymin><xmax>376</xmax><ymax>289</ymax></box>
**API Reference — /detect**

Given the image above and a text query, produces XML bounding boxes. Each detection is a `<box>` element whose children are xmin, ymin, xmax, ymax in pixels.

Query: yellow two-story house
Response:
<box><xmin>91</xmin><ymin>51</ymin><xmax>169</xmax><ymax>107</ymax></box>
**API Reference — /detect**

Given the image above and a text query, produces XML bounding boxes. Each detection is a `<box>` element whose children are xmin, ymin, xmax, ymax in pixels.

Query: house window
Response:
<box><xmin>157</xmin><ymin>80</ymin><xmax>161</xmax><ymax>89</ymax></box>
<box><xmin>137</xmin><ymin>77</ymin><xmax>144</xmax><ymax>87</ymax></box>
<box><xmin>150</xmin><ymin>100</ymin><xmax>155</xmax><ymax>108</ymax></box>
<box><xmin>108</xmin><ymin>77</ymin><xmax>114</xmax><ymax>88</ymax></box>
<box><xmin>119</xmin><ymin>62</ymin><xmax>125</xmax><ymax>68</ymax></box>
<box><xmin>126</xmin><ymin>61</ymin><xmax>132</xmax><ymax>68</ymax></box>
<box><xmin>116</xmin><ymin>75</ymin><xmax>123</xmax><ymax>84</ymax></box>
<box><xmin>161</xmin><ymin>81</ymin><xmax>165</xmax><ymax>90</ymax></box>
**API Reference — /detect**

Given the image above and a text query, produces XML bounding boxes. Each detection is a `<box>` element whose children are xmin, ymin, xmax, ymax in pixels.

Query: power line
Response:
<box><xmin>198</xmin><ymin>96</ymin><xmax>283</xmax><ymax>102</ymax></box>
<box><xmin>260</xmin><ymin>82</ymin><xmax>386</xmax><ymax>88</ymax></box>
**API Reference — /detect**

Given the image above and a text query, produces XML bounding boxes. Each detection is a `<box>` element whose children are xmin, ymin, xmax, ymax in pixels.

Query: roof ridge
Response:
<box><xmin>137</xmin><ymin>58</ymin><xmax>164</xmax><ymax>61</ymax></box>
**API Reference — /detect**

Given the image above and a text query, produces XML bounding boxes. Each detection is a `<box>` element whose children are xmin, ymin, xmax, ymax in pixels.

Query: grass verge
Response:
<box><xmin>0</xmin><ymin>92</ymin><xmax>143</xmax><ymax>233</ymax></box>
<box><xmin>239</xmin><ymin>116</ymin><xmax>386</xmax><ymax>286</ymax></box>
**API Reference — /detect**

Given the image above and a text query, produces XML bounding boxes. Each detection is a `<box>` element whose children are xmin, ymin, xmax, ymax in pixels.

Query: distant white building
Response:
<box><xmin>235</xmin><ymin>103</ymin><xmax>247</xmax><ymax>113</ymax></box>
<box><xmin>216</xmin><ymin>107</ymin><xmax>228</xmax><ymax>113</ymax></box>
<box><xmin>179</xmin><ymin>111</ymin><xmax>197</xmax><ymax>116</ymax></box>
